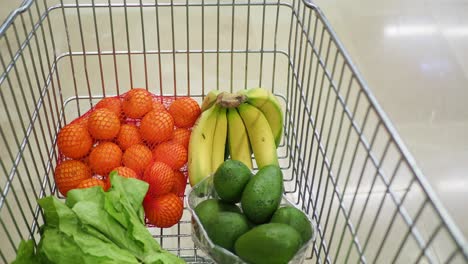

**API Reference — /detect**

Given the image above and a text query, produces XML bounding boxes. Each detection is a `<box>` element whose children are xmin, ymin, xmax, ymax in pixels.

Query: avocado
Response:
<box><xmin>194</xmin><ymin>198</ymin><xmax>241</xmax><ymax>226</ymax></box>
<box><xmin>241</xmin><ymin>165</ymin><xmax>283</xmax><ymax>224</ymax></box>
<box><xmin>234</xmin><ymin>223</ymin><xmax>302</xmax><ymax>264</ymax></box>
<box><xmin>271</xmin><ymin>206</ymin><xmax>313</xmax><ymax>244</ymax></box>
<box><xmin>205</xmin><ymin>211</ymin><xmax>250</xmax><ymax>252</ymax></box>
<box><xmin>213</xmin><ymin>159</ymin><xmax>252</xmax><ymax>204</ymax></box>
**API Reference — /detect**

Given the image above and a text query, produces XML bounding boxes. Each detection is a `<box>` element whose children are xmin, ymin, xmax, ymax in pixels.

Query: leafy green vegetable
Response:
<box><xmin>13</xmin><ymin>173</ymin><xmax>185</xmax><ymax>264</ymax></box>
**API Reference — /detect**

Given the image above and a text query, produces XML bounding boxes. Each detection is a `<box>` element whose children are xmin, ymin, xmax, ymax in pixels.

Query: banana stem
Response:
<box><xmin>216</xmin><ymin>92</ymin><xmax>247</xmax><ymax>108</ymax></box>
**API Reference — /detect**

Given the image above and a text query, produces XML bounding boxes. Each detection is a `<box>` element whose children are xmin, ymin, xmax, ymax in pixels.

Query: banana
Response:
<box><xmin>188</xmin><ymin>104</ymin><xmax>219</xmax><ymax>186</ymax></box>
<box><xmin>237</xmin><ymin>103</ymin><xmax>279</xmax><ymax>169</ymax></box>
<box><xmin>201</xmin><ymin>90</ymin><xmax>223</xmax><ymax>112</ymax></box>
<box><xmin>227</xmin><ymin>108</ymin><xmax>253</xmax><ymax>169</ymax></box>
<box><xmin>238</xmin><ymin>88</ymin><xmax>283</xmax><ymax>147</ymax></box>
<box><xmin>212</xmin><ymin>107</ymin><xmax>228</xmax><ymax>172</ymax></box>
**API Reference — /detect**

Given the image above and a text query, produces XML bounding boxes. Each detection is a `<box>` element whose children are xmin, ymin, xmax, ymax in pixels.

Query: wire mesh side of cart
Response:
<box><xmin>0</xmin><ymin>0</ymin><xmax>466</xmax><ymax>263</ymax></box>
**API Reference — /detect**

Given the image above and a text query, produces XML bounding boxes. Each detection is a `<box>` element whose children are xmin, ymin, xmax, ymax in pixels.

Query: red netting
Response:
<box><xmin>55</xmin><ymin>90</ymin><xmax>198</xmax><ymax>220</ymax></box>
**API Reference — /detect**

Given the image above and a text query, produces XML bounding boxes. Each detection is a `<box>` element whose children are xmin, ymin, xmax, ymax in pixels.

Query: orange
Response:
<box><xmin>76</xmin><ymin>178</ymin><xmax>107</xmax><ymax>191</ymax></box>
<box><xmin>54</xmin><ymin>160</ymin><xmax>92</xmax><ymax>196</ymax></box>
<box><xmin>143</xmin><ymin>161</ymin><xmax>175</xmax><ymax>198</ymax></box>
<box><xmin>171</xmin><ymin>128</ymin><xmax>191</xmax><ymax>149</ymax></box>
<box><xmin>106</xmin><ymin>166</ymin><xmax>139</xmax><ymax>189</ymax></box>
<box><xmin>152</xmin><ymin>100</ymin><xmax>167</xmax><ymax>112</ymax></box>
<box><xmin>88</xmin><ymin>142</ymin><xmax>122</xmax><ymax>176</ymax></box>
<box><xmin>117</xmin><ymin>124</ymin><xmax>142</xmax><ymax>150</ymax></box>
<box><xmin>152</xmin><ymin>142</ymin><xmax>188</xmax><ymax>170</ymax></box>
<box><xmin>122</xmin><ymin>88</ymin><xmax>153</xmax><ymax>119</ymax></box>
<box><xmin>87</xmin><ymin>108</ymin><xmax>121</xmax><ymax>140</ymax></box>
<box><xmin>122</xmin><ymin>144</ymin><xmax>153</xmax><ymax>175</ymax></box>
<box><xmin>95</xmin><ymin>97</ymin><xmax>123</xmax><ymax>120</ymax></box>
<box><xmin>168</xmin><ymin>97</ymin><xmax>201</xmax><ymax>128</ymax></box>
<box><xmin>140</xmin><ymin>110</ymin><xmax>174</xmax><ymax>144</ymax></box>
<box><xmin>57</xmin><ymin>123</ymin><xmax>93</xmax><ymax>159</ymax></box>
<box><xmin>171</xmin><ymin>170</ymin><xmax>187</xmax><ymax>197</ymax></box>
<box><xmin>143</xmin><ymin>193</ymin><xmax>183</xmax><ymax>228</ymax></box>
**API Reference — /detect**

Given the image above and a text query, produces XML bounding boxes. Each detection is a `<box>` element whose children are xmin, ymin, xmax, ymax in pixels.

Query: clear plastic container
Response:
<box><xmin>186</xmin><ymin>175</ymin><xmax>316</xmax><ymax>264</ymax></box>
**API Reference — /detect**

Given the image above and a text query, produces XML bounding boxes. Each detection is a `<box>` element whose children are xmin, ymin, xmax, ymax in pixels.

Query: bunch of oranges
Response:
<box><xmin>55</xmin><ymin>89</ymin><xmax>201</xmax><ymax>228</ymax></box>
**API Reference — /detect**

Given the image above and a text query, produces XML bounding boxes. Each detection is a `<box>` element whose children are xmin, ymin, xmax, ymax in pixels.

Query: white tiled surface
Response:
<box><xmin>1</xmin><ymin>0</ymin><xmax>467</xmax><ymax>262</ymax></box>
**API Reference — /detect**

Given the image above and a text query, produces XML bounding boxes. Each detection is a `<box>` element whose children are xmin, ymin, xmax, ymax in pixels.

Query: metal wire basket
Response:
<box><xmin>0</xmin><ymin>0</ymin><xmax>466</xmax><ymax>263</ymax></box>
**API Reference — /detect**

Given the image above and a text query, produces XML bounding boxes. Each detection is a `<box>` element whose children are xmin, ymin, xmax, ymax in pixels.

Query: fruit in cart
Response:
<box><xmin>227</xmin><ymin>108</ymin><xmax>253</xmax><ymax>169</ymax></box>
<box><xmin>122</xmin><ymin>144</ymin><xmax>153</xmax><ymax>175</ymax></box>
<box><xmin>152</xmin><ymin>100</ymin><xmax>167</xmax><ymax>112</ymax></box>
<box><xmin>234</xmin><ymin>223</ymin><xmax>302</xmax><ymax>264</ymax></box>
<box><xmin>143</xmin><ymin>161</ymin><xmax>175</xmax><ymax>198</ymax></box>
<box><xmin>188</xmin><ymin>105</ymin><xmax>219</xmax><ymax>186</ymax></box>
<box><xmin>122</xmin><ymin>88</ymin><xmax>153</xmax><ymax>118</ymax></box>
<box><xmin>89</xmin><ymin>142</ymin><xmax>123</xmax><ymax>176</ymax></box>
<box><xmin>57</xmin><ymin>123</ymin><xmax>93</xmax><ymax>159</ymax></box>
<box><xmin>205</xmin><ymin>212</ymin><xmax>251</xmax><ymax>252</ymax></box>
<box><xmin>140</xmin><ymin>110</ymin><xmax>174</xmax><ymax>144</ymax></box>
<box><xmin>95</xmin><ymin>97</ymin><xmax>123</xmax><ymax>120</ymax></box>
<box><xmin>171</xmin><ymin>170</ymin><xmax>187</xmax><ymax>196</ymax></box>
<box><xmin>194</xmin><ymin>199</ymin><xmax>242</xmax><ymax>227</ymax></box>
<box><xmin>237</xmin><ymin>103</ymin><xmax>279</xmax><ymax>169</ymax></box>
<box><xmin>152</xmin><ymin>141</ymin><xmax>188</xmax><ymax>170</ymax></box>
<box><xmin>117</xmin><ymin>124</ymin><xmax>142</xmax><ymax>150</ymax></box>
<box><xmin>54</xmin><ymin>160</ymin><xmax>92</xmax><ymax>196</ymax></box>
<box><xmin>238</xmin><ymin>88</ymin><xmax>283</xmax><ymax>147</ymax></box>
<box><xmin>211</xmin><ymin>107</ymin><xmax>228</xmax><ymax>172</ymax></box>
<box><xmin>106</xmin><ymin>166</ymin><xmax>139</xmax><ymax>189</ymax></box>
<box><xmin>168</xmin><ymin>97</ymin><xmax>201</xmax><ymax>128</ymax></box>
<box><xmin>87</xmin><ymin>108</ymin><xmax>121</xmax><ymax>140</ymax></box>
<box><xmin>144</xmin><ymin>192</ymin><xmax>184</xmax><ymax>228</ymax></box>
<box><xmin>241</xmin><ymin>165</ymin><xmax>283</xmax><ymax>224</ymax></box>
<box><xmin>213</xmin><ymin>159</ymin><xmax>252</xmax><ymax>204</ymax></box>
<box><xmin>200</xmin><ymin>90</ymin><xmax>222</xmax><ymax>112</ymax></box>
<box><xmin>76</xmin><ymin>178</ymin><xmax>107</xmax><ymax>191</ymax></box>
<box><xmin>270</xmin><ymin>206</ymin><xmax>313</xmax><ymax>244</ymax></box>
<box><xmin>171</xmin><ymin>127</ymin><xmax>191</xmax><ymax>149</ymax></box>
<box><xmin>188</xmin><ymin>88</ymin><xmax>282</xmax><ymax>185</ymax></box>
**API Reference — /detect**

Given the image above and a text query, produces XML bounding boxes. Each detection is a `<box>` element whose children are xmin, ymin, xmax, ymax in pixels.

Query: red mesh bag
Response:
<box><xmin>55</xmin><ymin>89</ymin><xmax>200</xmax><ymax>214</ymax></box>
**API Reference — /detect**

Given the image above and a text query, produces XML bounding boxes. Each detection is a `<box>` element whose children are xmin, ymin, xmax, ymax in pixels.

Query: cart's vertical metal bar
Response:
<box><xmin>108</xmin><ymin>0</ymin><xmax>120</xmax><ymax>94</ymax></box>
<box><xmin>185</xmin><ymin>0</ymin><xmax>191</xmax><ymax>96</ymax></box>
<box><xmin>289</xmin><ymin>1</ymin><xmax>306</xmax><ymax>196</ymax></box>
<box><xmin>42</xmin><ymin>0</ymin><xmax>65</xmax><ymax>126</ymax></box>
<box><xmin>333</xmin><ymin>105</ymin><xmax>374</xmax><ymax>263</ymax></box>
<box><xmin>270</xmin><ymin>0</ymin><xmax>281</xmax><ymax>93</ymax></box>
<box><xmin>229</xmin><ymin>0</ymin><xmax>235</xmax><ymax>93</ymax></box>
<box><xmin>365</xmin><ymin>158</ymin><xmax>401</xmax><ymax>256</ymax></box>
<box><xmin>0</xmin><ymin>40</ymin><xmax>36</xmax><ymax>241</ymax></box>
<box><xmin>170</xmin><ymin>0</ymin><xmax>177</xmax><ymax>95</ymax></box>
<box><xmin>139</xmin><ymin>0</ymin><xmax>148</xmax><ymax>90</ymax></box>
<box><xmin>59</xmin><ymin>0</ymin><xmax>81</xmax><ymax>115</ymax></box>
<box><xmin>75</xmin><ymin>0</ymin><xmax>93</xmax><ymax>105</ymax></box>
<box><xmin>201</xmin><ymin>0</ymin><xmax>205</xmax><ymax>98</ymax></box>
<box><xmin>216</xmin><ymin>0</ymin><xmax>220</xmax><ymax>90</ymax></box>
<box><xmin>124</xmin><ymin>0</ymin><xmax>134</xmax><ymax>89</ymax></box>
<box><xmin>296</xmin><ymin>7</ymin><xmax>314</xmax><ymax>209</ymax></box>
<box><xmin>91</xmin><ymin>0</ymin><xmax>106</xmax><ymax>96</ymax></box>
<box><xmin>155</xmin><ymin>0</ymin><xmax>163</xmax><ymax>97</ymax></box>
<box><xmin>317</xmin><ymin>60</ymin><xmax>349</xmax><ymax>261</ymax></box>
<box><xmin>244</xmin><ymin>0</ymin><xmax>251</xmax><ymax>89</ymax></box>
<box><xmin>390</xmin><ymin>199</ymin><xmax>429</xmax><ymax>263</ymax></box>
<box><xmin>258</xmin><ymin>0</ymin><xmax>266</xmax><ymax>87</ymax></box>
<box><xmin>15</xmin><ymin>11</ymin><xmax>49</xmax><ymax>198</ymax></box>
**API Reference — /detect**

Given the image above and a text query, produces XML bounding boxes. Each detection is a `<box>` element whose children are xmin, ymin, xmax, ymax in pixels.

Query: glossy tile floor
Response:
<box><xmin>0</xmin><ymin>0</ymin><xmax>467</xmax><ymax>263</ymax></box>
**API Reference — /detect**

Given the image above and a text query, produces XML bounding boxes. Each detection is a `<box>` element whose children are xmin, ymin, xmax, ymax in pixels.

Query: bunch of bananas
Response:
<box><xmin>188</xmin><ymin>88</ymin><xmax>283</xmax><ymax>186</ymax></box>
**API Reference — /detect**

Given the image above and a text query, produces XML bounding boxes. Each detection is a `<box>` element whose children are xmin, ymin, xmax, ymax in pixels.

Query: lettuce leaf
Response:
<box><xmin>14</xmin><ymin>174</ymin><xmax>185</xmax><ymax>264</ymax></box>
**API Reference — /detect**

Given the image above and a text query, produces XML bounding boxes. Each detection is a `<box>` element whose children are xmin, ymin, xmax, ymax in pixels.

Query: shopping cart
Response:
<box><xmin>0</xmin><ymin>0</ymin><xmax>466</xmax><ymax>263</ymax></box>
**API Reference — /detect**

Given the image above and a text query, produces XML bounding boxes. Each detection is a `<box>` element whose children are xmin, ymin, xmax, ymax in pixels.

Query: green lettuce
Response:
<box><xmin>13</xmin><ymin>173</ymin><xmax>185</xmax><ymax>264</ymax></box>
